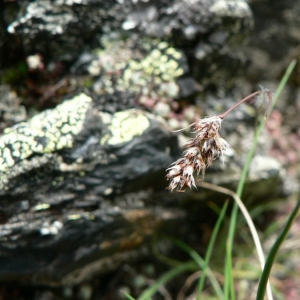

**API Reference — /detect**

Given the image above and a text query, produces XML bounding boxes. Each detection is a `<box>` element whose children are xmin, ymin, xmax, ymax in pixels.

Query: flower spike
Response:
<box><xmin>166</xmin><ymin>90</ymin><xmax>273</xmax><ymax>192</ymax></box>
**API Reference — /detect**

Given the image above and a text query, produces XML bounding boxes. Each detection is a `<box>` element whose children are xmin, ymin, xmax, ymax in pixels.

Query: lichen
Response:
<box><xmin>7</xmin><ymin>1</ymin><xmax>75</xmax><ymax>35</ymax></box>
<box><xmin>0</xmin><ymin>93</ymin><xmax>92</xmax><ymax>189</ymax></box>
<box><xmin>209</xmin><ymin>1</ymin><xmax>252</xmax><ymax>18</ymax></box>
<box><xmin>88</xmin><ymin>35</ymin><xmax>185</xmax><ymax>100</ymax></box>
<box><xmin>100</xmin><ymin>110</ymin><xmax>151</xmax><ymax>146</ymax></box>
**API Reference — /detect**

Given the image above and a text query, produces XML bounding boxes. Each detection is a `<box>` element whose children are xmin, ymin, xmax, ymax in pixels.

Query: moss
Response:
<box><xmin>0</xmin><ymin>62</ymin><xmax>28</xmax><ymax>85</ymax></box>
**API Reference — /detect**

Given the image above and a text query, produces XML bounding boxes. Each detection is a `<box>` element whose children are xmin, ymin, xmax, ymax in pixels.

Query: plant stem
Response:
<box><xmin>198</xmin><ymin>181</ymin><xmax>270</xmax><ymax>299</ymax></box>
<box><xmin>197</xmin><ymin>200</ymin><xmax>229</xmax><ymax>299</ymax></box>
<box><xmin>256</xmin><ymin>196</ymin><xmax>300</xmax><ymax>300</ymax></box>
<box><xmin>219</xmin><ymin>91</ymin><xmax>260</xmax><ymax>119</ymax></box>
<box><xmin>226</xmin><ymin>58</ymin><xmax>297</xmax><ymax>300</ymax></box>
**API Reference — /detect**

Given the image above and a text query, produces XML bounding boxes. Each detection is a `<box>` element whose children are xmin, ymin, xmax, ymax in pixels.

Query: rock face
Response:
<box><xmin>0</xmin><ymin>0</ymin><xmax>287</xmax><ymax>290</ymax></box>
<box><xmin>0</xmin><ymin>92</ymin><xmax>283</xmax><ymax>286</ymax></box>
<box><xmin>1</xmin><ymin>0</ymin><xmax>253</xmax><ymax>90</ymax></box>
<box><xmin>246</xmin><ymin>0</ymin><xmax>300</xmax><ymax>83</ymax></box>
<box><xmin>0</xmin><ymin>92</ymin><xmax>187</xmax><ymax>285</ymax></box>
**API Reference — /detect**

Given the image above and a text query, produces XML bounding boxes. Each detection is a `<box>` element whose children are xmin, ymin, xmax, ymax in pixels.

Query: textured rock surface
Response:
<box><xmin>0</xmin><ymin>92</ymin><xmax>186</xmax><ymax>285</ymax></box>
<box><xmin>246</xmin><ymin>0</ymin><xmax>300</xmax><ymax>83</ymax></box>
<box><xmin>0</xmin><ymin>92</ymin><xmax>284</xmax><ymax>286</ymax></box>
<box><xmin>0</xmin><ymin>0</ymin><xmax>291</xmax><ymax>293</ymax></box>
<box><xmin>1</xmin><ymin>0</ymin><xmax>253</xmax><ymax>90</ymax></box>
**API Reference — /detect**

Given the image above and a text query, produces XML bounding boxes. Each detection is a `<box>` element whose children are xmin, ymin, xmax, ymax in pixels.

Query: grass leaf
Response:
<box><xmin>121</xmin><ymin>291</ymin><xmax>136</xmax><ymax>300</ymax></box>
<box><xmin>226</xmin><ymin>59</ymin><xmax>297</xmax><ymax>300</ymax></box>
<box><xmin>197</xmin><ymin>201</ymin><xmax>228</xmax><ymax>299</ymax></box>
<box><xmin>171</xmin><ymin>238</ymin><xmax>224</xmax><ymax>299</ymax></box>
<box><xmin>137</xmin><ymin>261</ymin><xmax>197</xmax><ymax>300</ymax></box>
<box><xmin>256</xmin><ymin>196</ymin><xmax>300</xmax><ymax>300</ymax></box>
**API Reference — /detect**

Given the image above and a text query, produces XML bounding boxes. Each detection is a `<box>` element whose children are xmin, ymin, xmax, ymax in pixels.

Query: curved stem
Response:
<box><xmin>262</xmin><ymin>89</ymin><xmax>274</xmax><ymax>118</ymax></box>
<box><xmin>198</xmin><ymin>181</ymin><xmax>274</xmax><ymax>300</ymax></box>
<box><xmin>218</xmin><ymin>90</ymin><xmax>272</xmax><ymax>120</ymax></box>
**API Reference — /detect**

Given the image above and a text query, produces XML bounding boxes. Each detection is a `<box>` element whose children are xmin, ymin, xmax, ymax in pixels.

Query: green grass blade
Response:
<box><xmin>137</xmin><ymin>261</ymin><xmax>197</xmax><ymax>300</ymax></box>
<box><xmin>236</xmin><ymin>58</ymin><xmax>297</xmax><ymax>199</ymax></box>
<box><xmin>225</xmin><ymin>59</ymin><xmax>297</xmax><ymax>299</ymax></box>
<box><xmin>122</xmin><ymin>292</ymin><xmax>136</xmax><ymax>300</ymax></box>
<box><xmin>256</xmin><ymin>197</ymin><xmax>300</xmax><ymax>300</ymax></box>
<box><xmin>224</xmin><ymin>202</ymin><xmax>238</xmax><ymax>299</ymax></box>
<box><xmin>171</xmin><ymin>238</ymin><xmax>224</xmax><ymax>299</ymax></box>
<box><xmin>226</xmin><ymin>239</ymin><xmax>235</xmax><ymax>300</ymax></box>
<box><xmin>197</xmin><ymin>201</ymin><xmax>229</xmax><ymax>299</ymax></box>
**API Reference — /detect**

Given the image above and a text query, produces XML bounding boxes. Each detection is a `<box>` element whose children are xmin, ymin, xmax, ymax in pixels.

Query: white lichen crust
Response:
<box><xmin>100</xmin><ymin>110</ymin><xmax>151</xmax><ymax>146</ymax></box>
<box><xmin>209</xmin><ymin>1</ymin><xmax>252</xmax><ymax>18</ymax></box>
<box><xmin>0</xmin><ymin>93</ymin><xmax>92</xmax><ymax>189</ymax></box>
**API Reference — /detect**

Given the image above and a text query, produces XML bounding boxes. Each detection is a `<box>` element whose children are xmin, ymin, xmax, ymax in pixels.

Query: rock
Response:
<box><xmin>249</xmin><ymin>155</ymin><xmax>283</xmax><ymax>181</ymax></box>
<box><xmin>246</xmin><ymin>0</ymin><xmax>300</xmax><ymax>84</ymax></box>
<box><xmin>0</xmin><ymin>85</ymin><xmax>27</xmax><ymax>128</ymax></box>
<box><xmin>0</xmin><ymin>91</ymin><xmax>285</xmax><ymax>285</ymax></box>
<box><xmin>0</xmin><ymin>0</ymin><xmax>289</xmax><ymax>292</ymax></box>
<box><xmin>0</xmin><ymin>92</ymin><xmax>187</xmax><ymax>285</ymax></box>
<box><xmin>2</xmin><ymin>0</ymin><xmax>253</xmax><ymax>90</ymax></box>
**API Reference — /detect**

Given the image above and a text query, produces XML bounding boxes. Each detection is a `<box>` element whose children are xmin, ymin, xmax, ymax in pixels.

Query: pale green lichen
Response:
<box><xmin>89</xmin><ymin>36</ymin><xmax>184</xmax><ymax>99</ymax></box>
<box><xmin>0</xmin><ymin>93</ymin><xmax>92</xmax><ymax>175</ymax></box>
<box><xmin>34</xmin><ymin>203</ymin><xmax>51</xmax><ymax>211</ymax></box>
<box><xmin>117</xmin><ymin>44</ymin><xmax>184</xmax><ymax>93</ymax></box>
<box><xmin>100</xmin><ymin>110</ymin><xmax>151</xmax><ymax>146</ymax></box>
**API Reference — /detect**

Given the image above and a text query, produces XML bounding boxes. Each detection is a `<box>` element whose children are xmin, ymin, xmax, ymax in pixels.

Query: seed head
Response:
<box><xmin>166</xmin><ymin>90</ymin><xmax>273</xmax><ymax>192</ymax></box>
<box><xmin>166</xmin><ymin>116</ymin><xmax>229</xmax><ymax>192</ymax></box>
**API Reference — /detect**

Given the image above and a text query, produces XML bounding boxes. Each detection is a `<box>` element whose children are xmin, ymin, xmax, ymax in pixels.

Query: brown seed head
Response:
<box><xmin>166</xmin><ymin>116</ymin><xmax>229</xmax><ymax>192</ymax></box>
<box><xmin>167</xmin><ymin>90</ymin><xmax>273</xmax><ymax>192</ymax></box>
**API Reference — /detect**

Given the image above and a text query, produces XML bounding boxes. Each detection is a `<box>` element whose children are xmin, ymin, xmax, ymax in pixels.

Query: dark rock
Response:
<box><xmin>6</xmin><ymin>0</ymin><xmax>114</xmax><ymax>62</ymax></box>
<box><xmin>0</xmin><ymin>85</ymin><xmax>27</xmax><ymax>130</ymax></box>
<box><xmin>0</xmin><ymin>91</ymin><xmax>284</xmax><ymax>286</ymax></box>
<box><xmin>0</xmin><ymin>0</ymin><xmax>289</xmax><ymax>293</ymax></box>
<box><xmin>0</xmin><ymin>92</ymin><xmax>187</xmax><ymax>285</ymax></box>
<box><xmin>246</xmin><ymin>0</ymin><xmax>300</xmax><ymax>83</ymax></box>
<box><xmin>2</xmin><ymin>0</ymin><xmax>253</xmax><ymax>90</ymax></box>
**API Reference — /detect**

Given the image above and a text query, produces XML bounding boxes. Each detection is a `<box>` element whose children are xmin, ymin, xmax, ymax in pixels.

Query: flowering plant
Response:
<box><xmin>166</xmin><ymin>90</ymin><xmax>273</xmax><ymax>192</ymax></box>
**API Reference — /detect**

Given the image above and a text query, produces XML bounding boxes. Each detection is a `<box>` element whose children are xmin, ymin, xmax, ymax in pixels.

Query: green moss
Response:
<box><xmin>0</xmin><ymin>62</ymin><xmax>28</xmax><ymax>85</ymax></box>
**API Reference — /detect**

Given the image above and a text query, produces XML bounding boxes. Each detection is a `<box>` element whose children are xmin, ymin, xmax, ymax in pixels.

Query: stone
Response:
<box><xmin>0</xmin><ymin>92</ymin><xmax>187</xmax><ymax>285</ymax></box>
<box><xmin>0</xmin><ymin>0</ymin><xmax>288</xmax><ymax>292</ymax></box>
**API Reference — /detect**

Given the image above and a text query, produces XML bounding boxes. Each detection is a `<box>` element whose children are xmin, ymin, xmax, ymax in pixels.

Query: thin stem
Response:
<box><xmin>263</xmin><ymin>90</ymin><xmax>274</xmax><ymax>118</ymax></box>
<box><xmin>197</xmin><ymin>200</ymin><xmax>228</xmax><ymax>299</ymax></box>
<box><xmin>226</xmin><ymin>58</ymin><xmax>296</xmax><ymax>300</ymax></box>
<box><xmin>198</xmin><ymin>181</ymin><xmax>274</xmax><ymax>300</ymax></box>
<box><xmin>138</xmin><ymin>261</ymin><xmax>198</xmax><ymax>300</ymax></box>
<box><xmin>256</xmin><ymin>196</ymin><xmax>300</xmax><ymax>300</ymax></box>
<box><xmin>226</xmin><ymin>239</ymin><xmax>235</xmax><ymax>300</ymax></box>
<box><xmin>171</xmin><ymin>238</ymin><xmax>224</xmax><ymax>299</ymax></box>
<box><xmin>218</xmin><ymin>90</ymin><xmax>272</xmax><ymax>120</ymax></box>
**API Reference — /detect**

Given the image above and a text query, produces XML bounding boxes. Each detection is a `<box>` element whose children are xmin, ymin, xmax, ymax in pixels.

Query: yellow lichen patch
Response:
<box><xmin>91</xmin><ymin>36</ymin><xmax>184</xmax><ymax>99</ymax></box>
<box><xmin>100</xmin><ymin>110</ymin><xmax>150</xmax><ymax>146</ymax></box>
<box><xmin>34</xmin><ymin>203</ymin><xmax>51</xmax><ymax>211</ymax></box>
<box><xmin>67</xmin><ymin>214</ymin><xmax>82</xmax><ymax>220</ymax></box>
<box><xmin>0</xmin><ymin>93</ymin><xmax>92</xmax><ymax>173</ymax></box>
